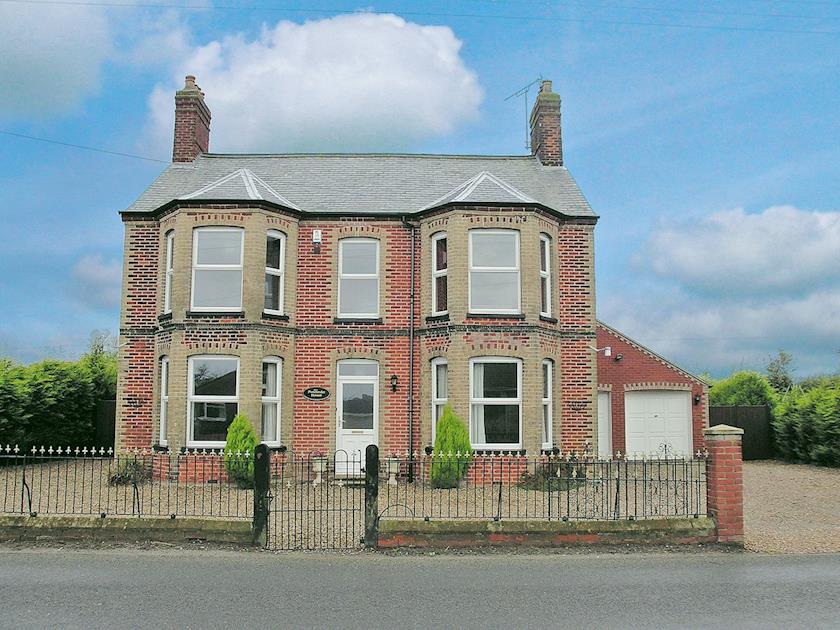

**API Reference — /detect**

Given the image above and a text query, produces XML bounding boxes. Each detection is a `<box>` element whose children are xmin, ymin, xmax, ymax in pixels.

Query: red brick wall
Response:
<box><xmin>596</xmin><ymin>324</ymin><xmax>708</xmax><ymax>456</ymax></box>
<box><xmin>117</xmin><ymin>220</ymin><xmax>159</xmax><ymax>450</ymax></box>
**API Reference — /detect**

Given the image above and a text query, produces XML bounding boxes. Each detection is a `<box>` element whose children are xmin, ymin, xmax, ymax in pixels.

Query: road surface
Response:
<box><xmin>1</xmin><ymin>548</ymin><xmax>839</xmax><ymax>629</ymax></box>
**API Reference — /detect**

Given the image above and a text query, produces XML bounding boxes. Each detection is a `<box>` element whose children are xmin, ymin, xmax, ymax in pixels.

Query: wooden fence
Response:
<box><xmin>709</xmin><ymin>405</ymin><xmax>772</xmax><ymax>460</ymax></box>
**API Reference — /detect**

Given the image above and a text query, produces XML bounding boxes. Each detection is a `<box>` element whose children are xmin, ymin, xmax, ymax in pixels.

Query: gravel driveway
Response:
<box><xmin>744</xmin><ymin>460</ymin><xmax>840</xmax><ymax>553</ymax></box>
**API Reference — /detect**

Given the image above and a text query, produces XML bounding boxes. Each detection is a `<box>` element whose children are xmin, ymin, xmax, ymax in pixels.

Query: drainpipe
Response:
<box><xmin>402</xmin><ymin>217</ymin><xmax>418</xmax><ymax>481</ymax></box>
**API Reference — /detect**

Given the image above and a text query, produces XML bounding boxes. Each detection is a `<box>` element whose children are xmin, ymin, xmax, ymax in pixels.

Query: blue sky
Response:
<box><xmin>1</xmin><ymin>0</ymin><xmax>839</xmax><ymax>377</ymax></box>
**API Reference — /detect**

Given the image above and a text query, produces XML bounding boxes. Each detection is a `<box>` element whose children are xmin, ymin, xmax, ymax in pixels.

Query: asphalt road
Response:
<box><xmin>1</xmin><ymin>548</ymin><xmax>839</xmax><ymax>629</ymax></box>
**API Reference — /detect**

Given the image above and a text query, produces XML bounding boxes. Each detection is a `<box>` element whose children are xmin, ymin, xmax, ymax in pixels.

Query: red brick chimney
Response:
<box><xmin>529</xmin><ymin>79</ymin><xmax>562</xmax><ymax>166</ymax></box>
<box><xmin>172</xmin><ymin>75</ymin><xmax>211</xmax><ymax>162</ymax></box>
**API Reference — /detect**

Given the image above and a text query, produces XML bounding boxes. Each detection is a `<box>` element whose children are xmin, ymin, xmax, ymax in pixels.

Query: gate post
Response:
<box><xmin>704</xmin><ymin>424</ymin><xmax>745</xmax><ymax>545</ymax></box>
<box><xmin>364</xmin><ymin>444</ymin><xmax>379</xmax><ymax>549</ymax></box>
<box><xmin>253</xmin><ymin>443</ymin><xmax>270</xmax><ymax>546</ymax></box>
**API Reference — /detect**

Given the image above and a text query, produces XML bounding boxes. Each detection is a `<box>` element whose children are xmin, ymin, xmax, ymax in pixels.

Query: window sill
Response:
<box><xmin>425</xmin><ymin>314</ymin><xmax>450</xmax><ymax>324</ymax></box>
<box><xmin>539</xmin><ymin>315</ymin><xmax>558</xmax><ymax>324</ymax></box>
<box><xmin>262</xmin><ymin>443</ymin><xmax>287</xmax><ymax>453</ymax></box>
<box><xmin>466</xmin><ymin>312</ymin><xmax>526</xmax><ymax>320</ymax></box>
<box><xmin>152</xmin><ymin>443</ymin><xmax>169</xmax><ymax>452</ymax></box>
<box><xmin>333</xmin><ymin>317</ymin><xmax>383</xmax><ymax>325</ymax></box>
<box><xmin>262</xmin><ymin>312</ymin><xmax>289</xmax><ymax>322</ymax></box>
<box><xmin>158</xmin><ymin>312</ymin><xmax>173</xmax><ymax>323</ymax></box>
<box><xmin>185</xmin><ymin>310</ymin><xmax>245</xmax><ymax>319</ymax></box>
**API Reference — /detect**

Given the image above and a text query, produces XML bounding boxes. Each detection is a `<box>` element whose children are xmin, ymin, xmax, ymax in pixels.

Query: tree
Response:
<box><xmin>79</xmin><ymin>331</ymin><xmax>118</xmax><ymax>401</ymax></box>
<box><xmin>430</xmin><ymin>405</ymin><xmax>472</xmax><ymax>489</ymax></box>
<box><xmin>709</xmin><ymin>371</ymin><xmax>777</xmax><ymax>408</ymax></box>
<box><xmin>766</xmin><ymin>350</ymin><xmax>794</xmax><ymax>395</ymax></box>
<box><xmin>224</xmin><ymin>414</ymin><xmax>259</xmax><ymax>488</ymax></box>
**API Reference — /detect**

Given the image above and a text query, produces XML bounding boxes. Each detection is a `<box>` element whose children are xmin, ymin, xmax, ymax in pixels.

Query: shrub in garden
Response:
<box><xmin>224</xmin><ymin>414</ymin><xmax>259</xmax><ymax>488</ymax></box>
<box><xmin>430</xmin><ymin>405</ymin><xmax>472</xmax><ymax>489</ymax></box>
<box><xmin>709</xmin><ymin>371</ymin><xmax>777</xmax><ymax>408</ymax></box>
<box><xmin>108</xmin><ymin>457</ymin><xmax>152</xmax><ymax>486</ymax></box>
<box><xmin>773</xmin><ymin>386</ymin><xmax>840</xmax><ymax>466</ymax></box>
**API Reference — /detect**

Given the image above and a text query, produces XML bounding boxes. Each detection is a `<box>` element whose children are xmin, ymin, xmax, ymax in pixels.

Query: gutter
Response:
<box><xmin>402</xmin><ymin>216</ymin><xmax>419</xmax><ymax>481</ymax></box>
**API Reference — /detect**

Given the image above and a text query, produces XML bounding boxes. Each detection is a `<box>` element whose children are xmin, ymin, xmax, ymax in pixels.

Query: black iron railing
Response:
<box><xmin>378</xmin><ymin>452</ymin><xmax>707</xmax><ymax>522</ymax></box>
<box><xmin>0</xmin><ymin>446</ymin><xmax>253</xmax><ymax>520</ymax></box>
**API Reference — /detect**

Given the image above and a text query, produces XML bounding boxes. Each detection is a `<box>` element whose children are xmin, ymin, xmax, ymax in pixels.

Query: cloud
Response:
<box><xmin>644</xmin><ymin>206</ymin><xmax>840</xmax><ymax>295</ymax></box>
<box><xmin>144</xmin><ymin>13</ymin><xmax>483</xmax><ymax>154</ymax></box>
<box><xmin>71</xmin><ymin>254</ymin><xmax>122</xmax><ymax>311</ymax></box>
<box><xmin>602</xmin><ymin>205</ymin><xmax>840</xmax><ymax>377</ymax></box>
<box><xmin>0</xmin><ymin>4</ymin><xmax>112</xmax><ymax>117</ymax></box>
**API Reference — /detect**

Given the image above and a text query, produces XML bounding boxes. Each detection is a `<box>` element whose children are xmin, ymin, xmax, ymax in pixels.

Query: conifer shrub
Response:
<box><xmin>224</xmin><ymin>414</ymin><xmax>259</xmax><ymax>488</ymax></box>
<box><xmin>430</xmin><ymin>404</ymin><xmax>472</xmax><ymax>489</ymax></box>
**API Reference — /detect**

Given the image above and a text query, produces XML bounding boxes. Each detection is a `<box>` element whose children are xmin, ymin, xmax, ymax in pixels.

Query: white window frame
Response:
<box><xmin>469</xmin><ymin>357</ymin><xmax>522</xmax><ymax>450</ymax></box>
<box><xmin>190</xmin><ymin>227</ymin><xmax>244</xmax><ymax>312</ymax></box>
<box><xmin>468</xmin><ymin>229</ymin><xmax>521</xmax><ymax>314</ymax></box>
<box><xmin>163</xmin><ymin>231</ymin><xmax>174</xmax><ymax>314</ymax></box>
<box><xmin>542</xmin><ymin>359</ymin><xmax>553</xmax><ymax>450</ymax></box>
<box><xmin>337</xmin><ymin>237</ymin><xmax>380</xmax><ymax>319</ymax></box>
<box><xmin>159</xmin><ymin>356</ymin><xmax>169</xmax><ymax>446</ymax></box>
<box><xmin>539</xmin><ymin>234</ymin><xmax>552</xmax><ymax>318</ymax></box>
<box><xmin>264</xmin><ymin>230</ymin><xmax>285</xmax><ymax>315</ymax></box>
<box><xmin>187</xmin><ymin>355</ymin><xmax>240</xmax><ymax>448</ymax></box>
<box><xmin>431</xmin><ymin>232</ymin><xmax>448</xmax><ymax>316</ymax></box>
<box><xmin>430</xmin><ymin>358</ymin><xmax>448</xmax><ymax>443</ymax></box>
<box><xmin>261</xmin><ymin>356</ymin><xmax>282</xmax><ymax>446</ymax></box>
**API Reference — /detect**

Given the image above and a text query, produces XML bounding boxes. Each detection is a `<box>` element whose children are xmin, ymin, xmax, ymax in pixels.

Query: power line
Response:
<box><xmin>1</xmin><ymin>0</ymin><xmax>840</xmax><ymax>35</ymax></box>
<box><xmin>0</xmin><ymin>130</ymin><xmax>168</xmax><ymax>163</ymax></box>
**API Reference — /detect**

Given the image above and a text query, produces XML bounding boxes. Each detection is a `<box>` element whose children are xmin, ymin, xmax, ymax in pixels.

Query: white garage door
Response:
<box><xmin>624</xmin><ymin>390</ymin><xmax>692</xmax><ymax>457</ymax></box>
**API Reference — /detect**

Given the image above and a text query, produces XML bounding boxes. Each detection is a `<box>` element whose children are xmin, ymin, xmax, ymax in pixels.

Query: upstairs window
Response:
<box><xmin>539</xmin><ymin>234</ymin><xmax>551</xmax><ymax>317</ymax></box>
<box><xmin>470</xmin><ymin>357</ymin><xmax>522</xmax><ymax>449</ymax></box>
<box><xmin>163</xmin><ymin>231</ymin><xmax>174</xmax><ymax>314</ymax></box>
<box><xmin>431</xmin><ymin>233</ymin><xmax>448</xmax><ymax>315</ymax></box>
<box><xmin>261</xmin><ymin>357</ymin><xmax>282</xmax><ymax>445</ymax></box>
<box><xmin>264</xmin><ymin>231</ymin><xmax>286</xmax><ymax>314</ymax></box>
<box><xmin>338</xmin><ymin>238</ymin><xmax>379</xmax><ymax>318</ymax></box>
<box><xmin>191</xmin><ymin>227</ymin><xmax>244</xmax><ymax>311</ymax></box>
<box><xmin>469</xmin><ymin>230</ymin><xmax>520</xmax><ymax>314</ymax></box>
<box><xmin>188</xmin><ymin>356</ymin><xmax>239</xmax><ymax>447</ymax></box>
<box><xmin>430</xmin><ymin>358</ymin><xmax>448</xmax><ymax>442</ymax></box>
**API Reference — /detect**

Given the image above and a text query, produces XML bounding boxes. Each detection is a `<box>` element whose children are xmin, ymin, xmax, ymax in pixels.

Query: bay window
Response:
<box><xmin>338</xmin><ymin>238</ymin><xmax>379</xmax><ymax>318</ymax></box>
<box><xmin>431</xmin><ymin>233</ymin><xmax>448</xmax><ymax>315</ymax></box>
<box><xmin>191</xmin><ymin>227</ymin><xmax>244</xmax><ymax>311</ymax></box>
<box><xmin>542</xmin><ymin>360</ymin><xmax>553</xmax><ymax>449</ymax></box>
<box><xmin>264</xmin><ymin>230</ymin><xmax>286</xmax><ymax>314</ymax></box>
<box><xmin>261</xmin><ymin>357</ymin><xmax>282</xmax><ymax>445</ymax></box>
<box><xmin>469</xmin><ymin>357</ymin><xmax>522</xmax><ymax>449</ymax></box>
<box><xmin>539</xmin><ymin>234</ymin><xmax>551</xmax><ymax>317</ymax></box>
<box><xmin>430</xmin><ymin>358</ymin><xmax>448</xmax><ymax>441</ymax></box>
<box><xmin>468</xmin><ymin>230</ymin><xmax>520</xmax><ymax>314</ymax></box>
<box><xmin>163</xmin><ymin>231</ymin><xmax>174</xmax><ymax>313</ymax></box>
<box><xmin>159</xmin><ymin>356</ymin><xmax>169</xmax><ymax>446</ymax></box>
<box><xmin>188</xmin><ymin>356</ymin><xmax>239</xmax><ymax>447</ymax></box>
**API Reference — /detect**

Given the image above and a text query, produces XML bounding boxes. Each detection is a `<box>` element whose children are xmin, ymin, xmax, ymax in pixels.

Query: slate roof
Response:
<box><xmin>123</xmin><ymin>153</ymin><xmax>596</xmax><ymax>218</ymax></box>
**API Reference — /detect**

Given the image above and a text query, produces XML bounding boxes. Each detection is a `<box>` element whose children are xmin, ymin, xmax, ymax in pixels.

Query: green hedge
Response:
<box><xmin>709</xmin><ymin>371</ymin><xmax>778</xmax><ymax>408</ymax></box>
<box><xmin>0</xmin><ymin>349</ymin><xmax>116</xmax><ymax>449</ymax></box>
<box><xmin>773</xmin><ymin>386</ymin><xmax>840</xmax><ymax>466</ymax></box>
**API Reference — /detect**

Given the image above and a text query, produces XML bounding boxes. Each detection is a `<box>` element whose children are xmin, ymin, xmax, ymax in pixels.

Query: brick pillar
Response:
<box><xmin>704</xmin><ymin>424</ymin><xmax>745</xmax><ymax>545</ymax></box>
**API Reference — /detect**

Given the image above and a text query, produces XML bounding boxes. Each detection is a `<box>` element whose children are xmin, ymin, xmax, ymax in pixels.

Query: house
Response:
<box><xmin>115</xmin><ymin>76</ymin><xmax>706</xmax><ymax>462</ymax></box>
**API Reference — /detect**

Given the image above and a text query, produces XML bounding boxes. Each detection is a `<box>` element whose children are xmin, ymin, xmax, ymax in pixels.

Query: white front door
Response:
<box><xmin>624</xmin><ymin>390</ymin><xmax>692</xmax><ymax>457</ymax></box>
<box><xmin>597</xmin><ymin>391</ymin><xmax>612</xmax><ymax>459</ymax></box>
<box><xmin>335</xmin><ymin>360</ymin><xmax>379</xmax><ymax>477</ymax></box>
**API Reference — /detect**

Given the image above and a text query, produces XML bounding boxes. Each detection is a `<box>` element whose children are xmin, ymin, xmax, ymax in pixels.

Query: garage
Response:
<box><xmin>624</xmin><ymin>390</ymin><xmax>692</xmax><ymax>457</ymax></box>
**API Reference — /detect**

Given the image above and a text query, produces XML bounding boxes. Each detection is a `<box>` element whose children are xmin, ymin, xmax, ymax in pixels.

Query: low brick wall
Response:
<box><xmin>0</xmin><ymin>515</ymin><xmax>255</xmax><ymax>545</ymax></box>
<box><xmin>378</xmin><ymin>517</ymin><xmax>717</xmax><ymax>548</ymax></box>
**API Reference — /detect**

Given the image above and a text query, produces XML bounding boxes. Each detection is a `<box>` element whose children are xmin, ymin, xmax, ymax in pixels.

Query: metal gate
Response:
<box><xmin>263</xmin><ymin>449</ymin><xmax>365</xmax><ymax>550</ymax></box>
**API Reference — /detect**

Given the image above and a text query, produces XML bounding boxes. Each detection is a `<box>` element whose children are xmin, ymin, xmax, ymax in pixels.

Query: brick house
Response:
<box><xmin>115</xmin><ymin>76</ymin><xmax>706</xmax><ymax>463</ymax></box>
